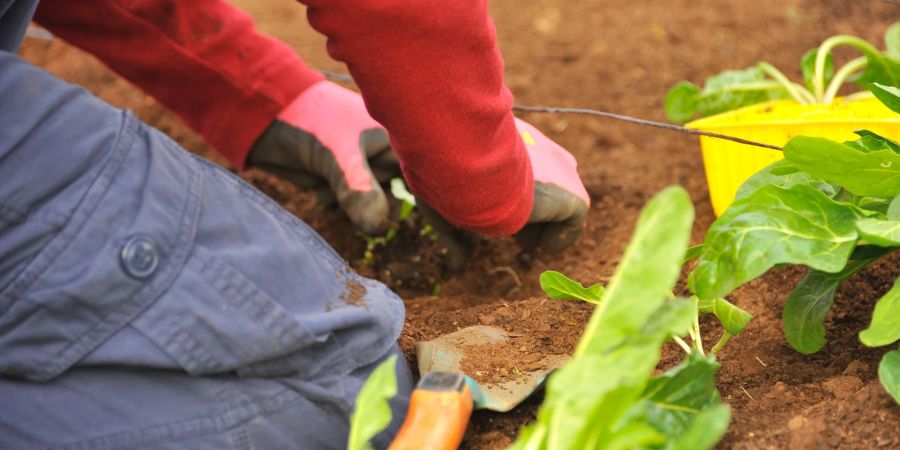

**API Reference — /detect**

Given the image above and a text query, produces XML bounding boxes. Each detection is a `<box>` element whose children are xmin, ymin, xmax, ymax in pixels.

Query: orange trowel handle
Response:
<box><xmin>388</xmin><ymin>372</ymin><xmax>474</xmax><ymax>450</ymax></box>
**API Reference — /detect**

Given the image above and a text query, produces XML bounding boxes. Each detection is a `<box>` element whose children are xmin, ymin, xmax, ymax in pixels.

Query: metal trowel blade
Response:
<box><xmin>415</xmin><ymin>325</ymin><xmax>569</xmax><ymax>412</ymax></box>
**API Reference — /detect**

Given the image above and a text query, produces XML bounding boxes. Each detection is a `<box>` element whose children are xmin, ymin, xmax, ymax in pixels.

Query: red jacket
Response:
<box><xmin>34</xmin><ymin>0</ymin><xmax>533</xmax><ymax>235</ymax></box>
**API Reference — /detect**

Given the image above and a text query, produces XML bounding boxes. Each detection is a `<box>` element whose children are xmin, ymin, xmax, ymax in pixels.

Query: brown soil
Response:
<box><xmin>415</xmin><ymin>297</ymin><xmax>590</xmax><ymax>386</ymax></box>
<box><xmin>18</xmin><ymin>0</ymin><xmax>900</xmax><ymax>448</ymax></box>
<box><xmin>356</xmin><ymin>216</ymin><xmax>446</xmax><ymax>298</ymax></box>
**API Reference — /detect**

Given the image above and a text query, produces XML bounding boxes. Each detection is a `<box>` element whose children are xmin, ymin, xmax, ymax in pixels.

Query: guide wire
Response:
<box><xmin>320</xmin><ymin>70</ymin><xmax>783</xmax><ymax>152</ymax></box>
<box><xmin>512</xmin><ymin>105</ymin><xmax>783</xmax><ymax>151</ymax></box>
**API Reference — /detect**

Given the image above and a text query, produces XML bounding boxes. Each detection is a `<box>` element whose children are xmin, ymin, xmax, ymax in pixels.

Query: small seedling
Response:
<box><xmin>355</xmin><ymin>177</ymin><xmax>423</xmax><ymax>267</ymax></box>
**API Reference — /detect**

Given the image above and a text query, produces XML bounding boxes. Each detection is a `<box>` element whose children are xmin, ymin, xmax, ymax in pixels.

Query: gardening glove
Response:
<box><xmin>248</xmin><ymin>80</ymin><xmax>401</xmax><ymax>235</ymax></box>
<box><xmin>514</xmin><ymin>119</ymin><xmax>591</xmax><ymax>250</ymax></box>
<box><xmin>422</xmin><ymin>118</ymin><xmax>590</xmax><ymax>270</ymax></box>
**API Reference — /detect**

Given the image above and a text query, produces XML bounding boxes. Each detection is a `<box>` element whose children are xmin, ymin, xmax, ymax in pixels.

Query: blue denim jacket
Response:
<box><xmin>0</xmin><ymin>4</ymin><xmax>412</xmax><ymax>448</ymax></box>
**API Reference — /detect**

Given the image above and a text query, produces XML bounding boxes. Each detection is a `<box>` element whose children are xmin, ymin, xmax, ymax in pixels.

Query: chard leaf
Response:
<box><xmin>860</xmin><ymin>277</ymin><xmax>900</xmax><ymax>347</ymax></box>
<box><xmin>857</xmin><ymin>197</ymin><xmax>892</xmax><ymax>216</ymax></box>
<box><xmin>802</xmin><ymin>49</ymin><xmax>834</xmax><ymax>92</ymax></box>
<box><xmin>856</xmin><ymin>57</ymin><xmax>900</xmax><ymax>91</ymax></box>
<box><xmin>665</xmin><ymin>81</ymin><xmax>702</xmax><ymax>123</ymax></box>
<box><xmin>783</xmin><ymin>270</ymin><xmax>843</xmax><ymax>354</ymax></box>
<box><xmin>542</xmin><ymin>340</ymin><xmax>664</xmax><ymax>450</ymax></box>
<box><xmin>869</xmin><ymin>83</ymin><xmax>900</xmax><ymax>114</ymax></box>
<box><xmin>697</xmin><ymin>67</ymin><xmax>788</xmax><ymax>117</ymax></box>
<box><xmin>879</xmin><ymin>349</ymin><xmax>900</xmax><ymax>404</ymax></box>
<box><xmin>696</xmin><ymin>295</ymin><xmax>716</xmax><ymax>314</ymax></box>
<box><xmin>846</xmin><ymin>130</ymin><xmax>900</xmax><ymax>154</ymax></box>
<box><xmin>554</xmin><ymin>320</ymin><xmax>698</xmax><ymax>450</ymax></box>
<box><xmin>689</xmin><ymin>184</ymin><xmax>862</xmax><ymax>300</ymax></box>
<box><xmin>783</xmin><ymin>248</ymin><xmax>885</xmax><ymax>354</ymax></box>
<box><xmin>784</xmin><ymin>136</ymin><xmax>900</xmax><ymax>197</ymax></box>
<box><xmin>769</xmin><ymin>163</ymin><xmax>802</xmax><ymax>176</ymax></box>
<box><xmin>888</xmin><ymin>23</ymin><xmax>900</xmax><ymax>59</ymax></box>
<box><xmin>670</xmin><ymin>404</ymin><xmax>731</xmax><ymax>450</ymax></box>
<box><xmin>601</xmin><ymin>421</ymin><xmax>666</xmax><ymax>449</ymax></box>
<box><xmin>539</xmin><ymin>270</ymin><xmax>604</xmax><ymax>304</ymax></box>
<box><xmin>850</xmin><ymin>33</ymin><xmax>900</xmax><ymax>89</ymax></box>
<box><xmin>511</xmin><ymin>187</ymin><xmax>712</xmax><ymax>450</ymax></box>
<box><xmin>889</xmin><ymin>195</ymin><xmax>900</xmax><ymax>220</ymax></box>
<box><xmin>577</xmin><ymin>186</ymin><xmax>694</xmax><ymax>356</ymax></box>
<box><xmin>642</xmin><ymin>299</ymin><xmax>697</xmax><ymax>340</ymax></box>
<box><xmin>643</xmin><ymin>353</ymin><xmax>722</xmax><ymax>439</ymax></box>
<box><xmin>683</xmin><ymin>244</ymin><xmax>704</xmax><ymax>264</ymax></box>
<box><xmin>347</xmin><ymin>355</ymin><xmax>397</xmax><ymax>450</ymax></box>
<box><xmin>735</xmin><ymin>160</ymin><xmax>837</xmax><ymax>202</ymax></box>
<box><xmin>857</xmin><ymin>218</ymin><xmax>900</xmax><ymax>246</ymax></box>
<box><xmin>713</xmin><ymin>298</ymin><xmax>753</xmax><ymax>335</ymax></box>
<box><xmin>666</xmin><ymin>67</ymin><xmax>789</xmax><ymax>122</ymax></box>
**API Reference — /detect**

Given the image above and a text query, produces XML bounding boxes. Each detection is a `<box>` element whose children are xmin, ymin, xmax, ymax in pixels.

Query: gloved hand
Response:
<box><xmin>514</xmin><ymin>119</ymin><xmax>591</xmax><ymax>250</ymax></box>
<box><xmin>421</xmin><ymin>118</ymin><xmax>590</xmax><ymax>270</ymax></box>
<box><xmin>248</xmin><ymin>80</ymin><xmax>400</xmax><ymax>235</ymax></box>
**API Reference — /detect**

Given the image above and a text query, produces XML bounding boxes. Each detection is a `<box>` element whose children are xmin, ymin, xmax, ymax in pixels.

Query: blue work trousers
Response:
<box><xmin>0</xmin><ymin>50</ymin><xmax>412</xmax><ymax>449</ymax></box>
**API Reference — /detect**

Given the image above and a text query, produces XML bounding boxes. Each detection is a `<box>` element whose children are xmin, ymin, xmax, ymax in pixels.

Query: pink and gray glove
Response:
<box><xmin>249</xmin><ymin>80</ymin><xmax>400</xmax><ymax>235</ymax></box>
<box><xmin>421</xmin><ymin>118</ymin><xmax>590</xmax><ymax>270</ymax></box>
<box><xmin>515</xmin><ymin>118</ymin><xmax>590</xmax><ymax>250</ymax></box>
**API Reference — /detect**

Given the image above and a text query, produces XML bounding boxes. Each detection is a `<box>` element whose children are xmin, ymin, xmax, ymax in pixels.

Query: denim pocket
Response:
<box><xmin>131</xmin><ymin>158</ymin><xmax>403</xmax><ymax>380</ymax></box>
<box><xmin>131</xmin><ymin>245</ymin><xmax>324</xmax><ymax>377</ymax></box>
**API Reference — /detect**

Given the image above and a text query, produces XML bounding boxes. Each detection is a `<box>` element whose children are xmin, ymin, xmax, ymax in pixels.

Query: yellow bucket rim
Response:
<box><xmin>686</xmin><ymin>96</ymin><xmax>900</xmax><ymax>131</ymax></box>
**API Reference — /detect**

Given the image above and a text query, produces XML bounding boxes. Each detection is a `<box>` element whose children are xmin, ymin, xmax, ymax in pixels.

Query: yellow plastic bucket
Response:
<box><xmin>687</xmin><ymin>96</ymin><xmax>900</xmax><ymax>216</ymax></box>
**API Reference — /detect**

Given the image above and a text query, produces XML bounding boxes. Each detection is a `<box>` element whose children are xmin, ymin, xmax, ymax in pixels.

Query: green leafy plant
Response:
<box><xmin>545</xmin><ymin>259</ymin><xmax>754</xmax><ymax>356</ymax></box>
<box><xmin>509</xmin><ymin>186</ymin><xmax>731</xmax><ymax>450</ymax></box>
<box><xmin>687</xmin><ymin>83</ymin><xmax>900</xmax><ymax>404</ymax></box>
<box><xmin>348</xmin><ymin>187</ymin><xmax>735</xmax><ymax>449</ymax></box>
<box><xmin>347</xmin><ymin>355</ymin><xmax>398</xmax><ymax>450</ymax></box>
<box><xmin>882</xmin><ymin>349</ymin><xmax>900</xmax><ymax>403</ymax></box>
<box><xmin>665</xmin><ymin>23</ymin><xmax>900</xmax><ymax>123</ymax></box>
<box><xmin>539</xmin><ymin>270</ymin><xmax>605</xmax><ymax>304</ymax></box>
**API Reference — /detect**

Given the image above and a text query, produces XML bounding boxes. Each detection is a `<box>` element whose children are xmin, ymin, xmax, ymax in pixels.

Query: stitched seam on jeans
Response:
<box><xmin>0</xmin><ymin>201</ymin><xmax>73</xmax><ymax>227</ymax></box>
<box><xmin>193</xmin><ymin>249</ymin><xmax>313</xmax><ymax>356</ymax></box>
<box><xmin>0</xmin><ymin>203</ymin><xmax>28</xmax><ymax>224</ymax></box>
<box><xmin>0</xmin><ymin>114</ymin><xmax>137</xmax><ymax>377</ymax></box>
<box><xmin>0</xmin><ymin>116</ymin><xmax>130</xmax><ymax>313</ymax></box>
<box><xmin>194</xmin><ymin>154</ymin><xmax>346</xmax><ymax>268</ymax></box>
<box><xmin>170</xmin><ymin>326</ymin><xmax>221</xmax><ymax>375</ymax></box>
<box><xmin>45</xmin><ymin>117</ymin><xmax>202</xmax><ymax>380</ymax></box>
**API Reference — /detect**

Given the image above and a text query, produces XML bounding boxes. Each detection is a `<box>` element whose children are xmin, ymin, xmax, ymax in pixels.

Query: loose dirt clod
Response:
<box><xmin>340</xmin><ymin>279</ymin><xmax>368</xmax><ymax>308</ymax></box>
<box><xmin>457</xmin><ymin>331</ymin><xmax>566</xmax><ymax>386</ymax></box>
<box><xmin>822</xmin><ymin>376</ymin><xmax>864</xmax><ymax>400</ymax></box>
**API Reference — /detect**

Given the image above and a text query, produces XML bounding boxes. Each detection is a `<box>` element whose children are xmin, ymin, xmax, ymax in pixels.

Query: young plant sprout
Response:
<box><xmin>355</xmin><ymin>177</ymin><xmax>418</xmax><ymax>266</ymax></box>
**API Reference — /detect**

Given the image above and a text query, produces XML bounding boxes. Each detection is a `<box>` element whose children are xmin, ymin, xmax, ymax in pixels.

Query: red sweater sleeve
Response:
<box><xmin>300</xmin><ymin>0</ymin><xmax>533</xmax><ymax>235</ymax></box>
<box><xmin>33</xmin><ymin>0</ymin><xmax>324</xmax><ymax>169</ymax></box>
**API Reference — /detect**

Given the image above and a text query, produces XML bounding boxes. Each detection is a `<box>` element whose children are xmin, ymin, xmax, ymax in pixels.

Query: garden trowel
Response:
<box><xmin>388</xmin><ymin>325</ymin><xmax>569</xmax><ymax>450</ymax></box>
